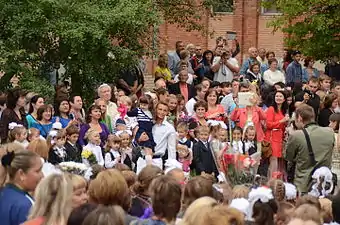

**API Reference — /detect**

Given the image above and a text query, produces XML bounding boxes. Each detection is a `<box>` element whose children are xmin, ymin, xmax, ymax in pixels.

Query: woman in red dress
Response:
<box><xmin>265</xmin><ymin>90</ymin><xmax>290</xmax><ymax>179</ymax></box>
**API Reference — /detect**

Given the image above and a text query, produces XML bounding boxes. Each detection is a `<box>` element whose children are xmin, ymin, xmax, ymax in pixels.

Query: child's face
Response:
<box><xmin>252</xmin><ymin>65</ymin><xmax>260</xmax><ymax>74</ymax></box>
<box><xmin>120</xmin><ymin>133</ymin><xmax>130</xmax><ymax>148</ymax></box>
<box><xmin>222</xmin><ymin>86</ymin><xmax>232</xmax><ymax>95</ymax></box>
<box><xmin>178</xmin><ymin>100</ymin><xmax>185</xmax><ymax>111</ymax></box>
<box><xmin>232</xmin><ymin>130</ymin><xmax>242</xmax><ymax>141</ymax></box>
<box><xmin>199</xmin><ymin>131</ymin><xmax>209</xmax><ymax>142</ymax></box>
<box><xmin>246</xmin><ymin>129</ymin><xmax>256</xmax><ymax>141</ymax></box>
<box><xmin>140</xmin><ymin>103</ymin><xmax>149</xmax><ymax>110</ymax></box>
<box><xmin>321</xmin><ymin>80</ymin><xmax>331</xmax><ymax>90</ymax></box>
<box><xmin>177</xmin><ymin>129</ymin><xmax>187</xmax><ymax>139</ymax></box>
<box><xmin>29</xmin><ymin>132</ymin><xmax>40</xmax><ymax>142</ymax></box>
<box><xmin>56</xmin><ymin>137</ymin><xmax>66</xmax><ymax>147</ymax></box>
<box><xmin>168</xmin><ymin>99</ymin><xmax>177</xmax><ymax>111</ymax></box>
<box><xmin>218</xmin><ymin>130</ymin><xmax>228</xmax><ymax>142</ymax></box>
<box><xmin>17</xmin><ymin>131</ymin><xmax>27</xmax><ymax>142</ymax></box>
<box><xmin>111</xmin><ymin>141</ymin><xmax>120</xmax><ymax>150</ymax></box>
<box><xmin>116</xmin><ymin>124</ymin><xmax>126</xmax><ymax>131</ymax></box>
<box><xmin>68</xmin><ymin>134</ymin><xmax>79</xmax><ymax>144</ymax></box>
<box><xmin>216</xmin><ymin>86</ymin><xmax>222</xmax><ymax>94</ymax></box>
<box><xmin>90</xmin><ymin>133</ymin><xmax>101</xmax><ymax>145</ymax></box>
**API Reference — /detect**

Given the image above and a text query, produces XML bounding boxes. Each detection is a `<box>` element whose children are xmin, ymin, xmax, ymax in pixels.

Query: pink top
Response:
<box><xmin>230</xmin><ymin>106</ymin><xmax>266</xmax><ymax>141</ymax></box>
<box><xmin>205</xmin><ymin>104</ymin><xmax>225</xmax><ymax>121</ymax></box>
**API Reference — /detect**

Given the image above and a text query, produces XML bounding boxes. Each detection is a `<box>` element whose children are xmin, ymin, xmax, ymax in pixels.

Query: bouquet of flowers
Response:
<box><xmin>81</xmin><ymin>149</ymin><xmax>97</xmax><ymax>165</ymax></box>
<box><xmin>59</xmin><ymin>161</ymin><xmax>89</xmax><ymax>176</ymax></box>
<box><xmin>221</xmin><ymin>147</ymin><xmax>259</xmax><ymax>186</ymax></box>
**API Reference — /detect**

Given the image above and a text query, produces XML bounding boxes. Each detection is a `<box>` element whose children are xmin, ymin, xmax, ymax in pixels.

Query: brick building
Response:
<box><xmin>144</xmin><ymin>0</ymin><xmax>285</xmax><ymax>89</ymax></box>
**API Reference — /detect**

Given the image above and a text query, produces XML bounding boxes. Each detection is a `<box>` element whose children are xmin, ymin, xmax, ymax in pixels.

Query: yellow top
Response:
<box><xmin>154</xmin><ymin>66</ymin><xmax>171</xmax><ymax>81</ymax></box>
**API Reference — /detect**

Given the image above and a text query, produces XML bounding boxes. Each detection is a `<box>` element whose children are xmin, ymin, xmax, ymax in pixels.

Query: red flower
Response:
<box><xmin>224</xmin><ymin>154</ymin><xmax>234</xmax><ymax>164</ymax></box>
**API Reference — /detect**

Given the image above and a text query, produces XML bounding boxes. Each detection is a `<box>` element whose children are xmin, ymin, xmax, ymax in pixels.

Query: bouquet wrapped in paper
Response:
<box><xmin>81</xmin><ymin>149</ymin><xmax>97</xmax><ymax>166</ymax></box>
<box><xmin>59</xmin><ymin>161</ymin><xmax>89</xmax><ymax>176</ymax></box>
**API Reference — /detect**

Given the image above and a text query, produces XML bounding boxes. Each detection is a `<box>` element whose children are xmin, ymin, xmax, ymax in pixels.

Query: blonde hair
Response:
<box><xmin>84</xmin><ymin>128</ymin><xmax>99</xmax><ymax>142</ymax></box>
<box><xmin>28</xmin><ymin>128</ymin><xmax>40</xmax><ymax>141</ymax></box>
<box><xmin>119</xmin><ymin>96</ymin><xmax>132</xmax><ymax>106</ymax></box>
<box><xmin>181</xmin><ymin>198</ymin><xmax>244</xmax><ymax>225</ymax></box>
<box><xmin>8</xmin><ymin>126</ymin><xmax>27</xmax><ymax>142</ymax></box>
<box><xmin>105</xmin><ymin>134</ymin><xmax>121</xmax><ymax>152</ymax></box>
<box><xmin>293</xmin><ymin>204</ymin><xmax>322</xmax><ymax>225</ymax></box>
<box><xmin>27</xmin><ymin>139</ymin><xmax>49</xmax><ymax>160</ymax></box>
<box><xmin>232</xmin><ymin>185</ymin><xmax>250</xmax><ymax>199</ymax></box>
<box><xmin>319</xmin><ymin>198</ymin><xmax>332</xmax><ymax>224</ymax></box>
<box><xmin>121</xmin><ymin>170</ymin><xmax>137</xmax><ymax>188</ymax></box>
<box><xmin>65</xmin><ymin>173</ymin><xmax>87</xmax><ymax>190</ymax></box>
<box><xmin>28</xmin><ymin>174</ymin><xmax>73</xmax><ymax>225</ymax></box>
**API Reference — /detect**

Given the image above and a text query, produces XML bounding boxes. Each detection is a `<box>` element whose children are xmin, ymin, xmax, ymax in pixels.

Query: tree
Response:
<box><xmin>267</xmin><ymin>0</ymin><xmax>340</xmax><ymax>60</ymax></box>
<box><xmin>0</xmin><ymin>0</ymin><xmax>213</xmax><ymax>102</ymax></box>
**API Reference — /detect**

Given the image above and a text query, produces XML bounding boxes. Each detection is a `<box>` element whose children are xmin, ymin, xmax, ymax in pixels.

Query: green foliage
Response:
<box><xmin>0</xmin><ymin>0</ymin><xmax>213</xmax><ymax>102</ymax></box>
<box><xmin>267</xmin><ymin>0</ymin><xmax>340</xmax><ymax>60</ymax></box>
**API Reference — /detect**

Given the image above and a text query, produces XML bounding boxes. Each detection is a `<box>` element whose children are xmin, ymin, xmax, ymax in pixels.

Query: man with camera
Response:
<box><xmin>295</xmin><ymin>77</ymin><xmax>320</xmax><ymax>119</ymax></box>
<box><xmin>212</xmin><ymin>48</ymin><xmax>239</xmax><ymax>83</ymax></box>
<box><xmin>285</xmin><ymin>103</ymin><xmax>334</xmax><ymax>195</ymax></box>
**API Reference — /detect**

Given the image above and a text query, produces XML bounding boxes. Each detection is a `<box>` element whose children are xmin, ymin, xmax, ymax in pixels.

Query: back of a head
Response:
<box><xmin>183</xmin><ymin>176</ymin><xmax>214</xmax><ymax>209</ymax></box>
<box><xmin>332</xmin><ymin>192</ymin><xmax>340</xmax><ymax>223</ymax></box>
<box><xmin>67</xmin><ymin>203</ymin><xmax>98</xmax><ymax>225</ymax></box>
<box><xmin>295</xmin><ymin>103</ymin><xmax>315</xmax><ymax>123</ymax></box>
<box><xmin>292</xmin><ymin>204</ymin><xmax>321</xmax><ymax>225</ymax></box>
<box><xmin>82</xmin><ymin>205</ymin><xmax>125</xmax><ymax>225</ymax></box>
<box><xmin>267</xmin><ymin>179</ymin><xmax>286</xmax><ymax>202</ymax></box>
<box><xmin>287</xmin><ymin>218</ymin><xmax>319</xmax><ymax>225</ymax></box>
<box><xmin>295</xmin><ymin>195</ymin><xmax>321</xmax><ymax>211</ymax></box>
<box><xmin>29</xmin><ymin>174</ymin><xmax>73</xmax><ymax>224</ymax></box>
<box><xmin>149</xmin><ymin>175</ymin><xmax>182</xmax><ymax>222</ymax></box>
<box><xmin>132</xmin><ymin>165</ymin><xmax>163</xmax><ymax>195</ymax></box>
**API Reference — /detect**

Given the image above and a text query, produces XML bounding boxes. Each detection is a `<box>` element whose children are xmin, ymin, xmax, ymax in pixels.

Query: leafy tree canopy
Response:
<box><xmin>0</xmin><ymin>0</ymin><xmax>211</xmax><ymax>101</ymax></box>
<box><xmin>267</xmin><ymin>0</ymin><xmax>340</xmax><ymax>61</ymax></box>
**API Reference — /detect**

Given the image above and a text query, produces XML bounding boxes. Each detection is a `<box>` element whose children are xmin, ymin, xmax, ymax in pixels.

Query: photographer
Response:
<box><xmin>295</xmin><ymin>77</ymin><xmax>320</xmax><ymax>119</ymax></box>
<box><xmin>212</xmin><ymin>48</ymin><xmax>239</xmax><ymax>83</ymax></box>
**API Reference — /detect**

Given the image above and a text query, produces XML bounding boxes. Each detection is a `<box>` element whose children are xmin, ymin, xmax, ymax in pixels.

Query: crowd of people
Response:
<box><xmin>1</xmin><ymin>39</ymin><xmax>340</xmax><ymax>225</ymax></box>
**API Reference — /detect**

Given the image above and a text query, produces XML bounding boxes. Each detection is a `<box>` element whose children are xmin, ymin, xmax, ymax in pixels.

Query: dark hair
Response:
<box><xmin>6</xmin><ymin>88</ymin><xmax>26</xmax><ymax>110</ymax></box>
<box><xmin>250</xmin><ymin>62</ymin><xmax>261</xmax><ymax>72</ymax></box>
<box><xmin>324</xmin><ymin>93</ymin><xmax>338</xmax><ymax>109</ymax></box>
<box><xmin>203</xmin><ymin>50</ymin><xmax>214</xmax><ymax>65</ymax></box>
<box><xmin>36</xmin><ymin>105</ymin><xmax>53</xmax><ymax>121</ymax></box>
<box><xmin>28</xmin><ymin>95</ymin><xmax>44</xmax><ymax>114</ymax></box>
<box><xmin>272</xmin><ymin>90</ymin><xmax>288</xmax><ymax>115</ymax></box>
<box><xmin>175</xmin><ymin>41</ymin><xmax>183</xmax><ymax>48</ymax></box>
<box><xmin>239</xmin><ymin>81</ymin><xmax>250</xmax><ymax>91</ymax></box>
<box><xmin>69</xmin><ymin>94</ymin><xmax>81</xmax><ymax>104</ymax></box>
<box><xmin>138</xmin><ymin>95</ymin><xmax>152</xmax><ymax>111</ymax></box>
<box><xmin>283</xmin><ymin>49</ymin><xmax>293</xmax><ymax>63</ymax></box>
<box><xmin>0</xmin><ymin>92</ymin><xmax>6</xmax><ymax>107</ymax></box>
<box><xmin>204</xmin><ymin>88</ymin><xmax>218</xmax><ymax>105</ymax></box>
<box><xmin>194</xmin><ymin>100</ymin><xmax>208</xmax><ymax>112</ymax></box>
<box><xmin>220</xmin><ymin>82</ymin><xmax>231</xmax><ymax>88</ymax></box>
<box><xmin>292</xmin><ymin>50</ymin><xmax>301</xmax><ymax>56</ymax></box>
<box><xmin>253</xmin><ymin>199</ymin><xmax>278</xmax><ymax>225</ymax></box>
<box><xmin>86</xmin><ymin>105</ymin><xmax>101</xmax><ymax>123</ymax></box>
<box><xmin>332</xmin><ymin>192</ymin><xmax>340</xmax><ymax>223</ymax></box>
<box><xmin>195</xmin><ymin>84</ymin><xmax>204</xmax><ymax>92</ymax></box>
<box><xmin>155</xmin><ymin>88</ymin><xmax>168</xmax><ymax>98</ymax></box>
<box><xmin>67</xmin><ymin>203</ymin><xmax>98</xmax><ymax>225</ymax></box>
<box><xmin>274</xmin><ymin>82</ymin><xmax>285</xmax><ymax>89</ymax></box>
<box><xmin>329</xmin><ymin>113</ymin><xmax>340</xmax><ymax>131</ymax></box>
<box><xmin>304</xmin><ymin>56</ymin><xmax>314</xmax><ymax>67</ymax></box>
<box><xmin>268</xmin><ymin>58</ymin><xmax>278</xmax><ymax>65</ymax></box>
<box><xmin>54</xmin><ymin>98</ymin><xmax>70</xmax><ymax>117</ymax></box>
<box><xmin>266</xmin><ymin>51</ymin><xmax>275</xmax><ymax>59</ymax></box>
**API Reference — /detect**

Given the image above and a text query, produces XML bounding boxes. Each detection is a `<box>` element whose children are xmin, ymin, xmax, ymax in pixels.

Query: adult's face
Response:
<box><xmin>96</xmin><ymin>100</ymin><xmax>107</xmax><ymax>114</ymax></box>
<box><xmin>19</xmin><ymin>157</ymin><xmax>43</xmax><ymax>192</ymax></box>
<box><xmin>156</xmin><ymin>103</ymin><xmax>169</xmax><ymax>121</ymax></box>
<box><xmin>99</xmin><ymin>87</ymin><xmax>111</xmax><ymax>102</ymax></box>
<box><xmin>308</xmin><ymin>81</ymin><xmax>319</xmax><ymax>93</ymax></box>
<box><xmin>205</xmin><ymin>53</ymin><xmax>213</xmax><ymax>62</ymax></box>
<box><xmin>179</xmin><ymin>71</ymin><xmax>189</xmax><ymax>83</ymax></box>
<box><xmin>59</xmin><ymin>100</ymin><xmax>70</xmax><ymax>114</ymax></box>
<box><xmin>34</xmin><ymin>98</ymin><xmax>45</xmax><ymax>111</ymax></box>
<box><xmin>267</xmin><ymin>53</ymin><xmax>275</xmax><ymax>61</ymax></box>
<box><xmin>232</xmin><ymin>81</ymin><xmax>240</xmax><ymax>93</ymax></box>
<box><xmin>195</xmin><ymin>46</ymin><xmax>203</xmax><ymax>57</ymax></box>
<box><xmin>195</xmin><ymin>106</ymin><xmax>206</xmax><ymax>119</ymax></box>
<box><xmin>294</xmin><ymin>54</ymin><xmax>301</xmax><ymax>62</ymax></box>
<box><xmin>71</xmin><ymin>96</ymin><xmax>83</xmax><ymax>110</ymax></box>
<box><xmin>295</xmin><ymin>115</ymin><xmax>304</xmax><ymax>130</ymax></box>
<box><xmin>155</xmin><ymin>79</ymin><xmax>166</xmax><ymax>89</ymax></box>
<box><xmin>17</xmin><ymin>96</ymin><xmax>26</xmax><ymax>108</ymax></box>
<box><xmin>269</xmin><ymin>61</ymin><xmax>278</xmax><ymax>70</ymax></box>
<box><xmin>275</xmin><ymin>92</ymin><xmax>285</xmax><ymax>105</ymax></box>
<box><xmin>259</xmin><ymin>49</ymin><xmax>266</xmax><ymax>59</ymax></box>
<box><xmin>207</xmin><ymin>91</ymin><xmax>217</xmax><ymax>105</ymax></box>
<box><xmin>249</xmin><ymin>48</ymin><xmax>258</xmax><ymax>58</ymax></box>
<box><xmin>176</xmin><ymin>42</ymin><xmax>185</xmax><ymax>53</ymax></box>
<box><xmin>90</xmin><ymin>108</ymin><xmax>102</xmax><ymax>121</ymax></box>
<box><xmin>42</xmin><ymin>108</ymin><xmax>52</xmax><ymax>121</ymax></box>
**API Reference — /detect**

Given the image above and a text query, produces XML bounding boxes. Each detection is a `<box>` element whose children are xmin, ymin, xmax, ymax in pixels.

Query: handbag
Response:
<box><xmin>261</xmin><ymin>140</ymin><xmax>272</xmax><ymax>159</ymax></box>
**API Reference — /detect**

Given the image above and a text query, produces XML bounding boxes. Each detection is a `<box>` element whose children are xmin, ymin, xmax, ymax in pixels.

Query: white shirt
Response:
<box><xmin>174</xmin><ymin>73</ymin><xmax>194</xmax><ymax>85</ymax></box>
<box><xmin>152</xmin><ymin>119</ymin><xmax>177</xmax><ymax>159</ymax></box>
<box><xmin>185</xmin><ymin>97</ymin><xmax>197</xmax><ymax>117</ymax></box>
<box><xmin>104</xmin><ymin>149</ymin><xmax>121</xmax><ymax>168</ymax></box>
<box><xmin>82</xmin><ymin>143</ymin><xmax>104</xmax><ymax>166</ymax></box>
<box><xmin>213</xmin><ymin>56</ymin><xmax>239</xmax><ymax>83</ymax></box>
<box><xmin>263</xmin><ymin>69</ymin><xmax>286</xmax><ymax>86</ymax></box>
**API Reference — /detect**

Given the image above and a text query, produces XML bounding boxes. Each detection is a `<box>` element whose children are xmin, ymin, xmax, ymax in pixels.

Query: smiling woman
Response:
<box><xmin>78</xmin><ymin>105</ymin><xmax>109</xmax><ymax>148</ymax></box>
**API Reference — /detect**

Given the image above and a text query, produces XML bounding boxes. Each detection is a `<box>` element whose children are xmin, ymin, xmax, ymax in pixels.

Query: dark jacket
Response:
<box><xmin>193</xmin><ymin>140</ymin><xmax>218</xmax><ymax>175</ymax></box>
<box><xmin>168</xmin><ymin>82</ymin><xmax>196</xmax><ymax>100</ymax></box>
<box><xmin>318</xmin><ymin>108</ymin><xmax>333</xmax><ymax>127</ymax></box>
<box><xmin>64</xmin><ymin>141</ymin><xmax>82</xmax><ymax>162</ymax></box>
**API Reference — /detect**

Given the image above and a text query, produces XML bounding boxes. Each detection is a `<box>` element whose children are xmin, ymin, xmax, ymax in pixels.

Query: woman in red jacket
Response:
<box><xmin>265</xmin><ymin>90</ymin><xmax>290</xmax><ymax>178</ymax></box>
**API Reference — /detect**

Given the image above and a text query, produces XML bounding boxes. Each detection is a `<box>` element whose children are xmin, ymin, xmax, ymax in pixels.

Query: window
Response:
<box><xmin>261</xmin><ymin>0</ymin><xmax>281</xmax><ymax>14</ymax></box>
<box><xmin>212</xmin><ymin>0</ymin><xmax>233</xmax><ymax>13</ymax></box>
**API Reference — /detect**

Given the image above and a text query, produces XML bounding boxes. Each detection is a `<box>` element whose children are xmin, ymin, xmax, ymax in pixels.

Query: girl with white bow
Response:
<box><xmin>8</xmin><ymin>122</ymin><xmax>29</xmax><ymax>148</ymax></box>
<box><xmin>116</xmin><ymin>130</ymin><xmax>134</xmax><ymax>170</ymax></box>
<box><xmin>47</xmin><ymin>129</ymin><xmax>67</xmax><ymax>165</ymax></box>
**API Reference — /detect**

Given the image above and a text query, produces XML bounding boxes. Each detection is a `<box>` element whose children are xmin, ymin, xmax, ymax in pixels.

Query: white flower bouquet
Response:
<box><xmin>59</xmin><ymin>161</ymin><xmax>89</xmax><ymax>176</ymax></box>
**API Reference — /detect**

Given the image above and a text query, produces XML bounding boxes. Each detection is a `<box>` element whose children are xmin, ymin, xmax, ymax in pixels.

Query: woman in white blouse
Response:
<box><xmin>263</xmin><ymin>58</ymin><xmax>285</xmax><ymax>87</ymax></box>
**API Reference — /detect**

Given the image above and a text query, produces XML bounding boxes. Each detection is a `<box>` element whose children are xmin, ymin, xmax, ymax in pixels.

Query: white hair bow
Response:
<box><xmin>8</xmin><ymin>122</ymin><xmax>23</xmax><ymax>130</ymax></box>
<box><xmin>284</xmin><ymin>183</ymin><xmax>297</xmax><ymax>200</ymax></box>
<box><xmin>164</xmin><ymin>159</ymin><xmax>183</xmax><ymax>174</ymax></box>
<box><xmin>84</xmin><ymin>167</ymin><xmax>93</xmax><ymax>181</ymax></box>
<box><xmin>115</xmin><ymin>130</ymin><xmax>132</xmax><ymax>137</ymax></box>
<box><xmin>308</xmin><ymin>166</ymin><xmax>334</xmax><ymax>198</ymax></box>
<box><xmin>207</xmin><ymin>120</ymin><xmax>228</xmax><ymax>129</ymax></box>
<box><xmin>247</xmin><ymin>187</ymin><xmax>274</xmax><ymax>221</ymax></box>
